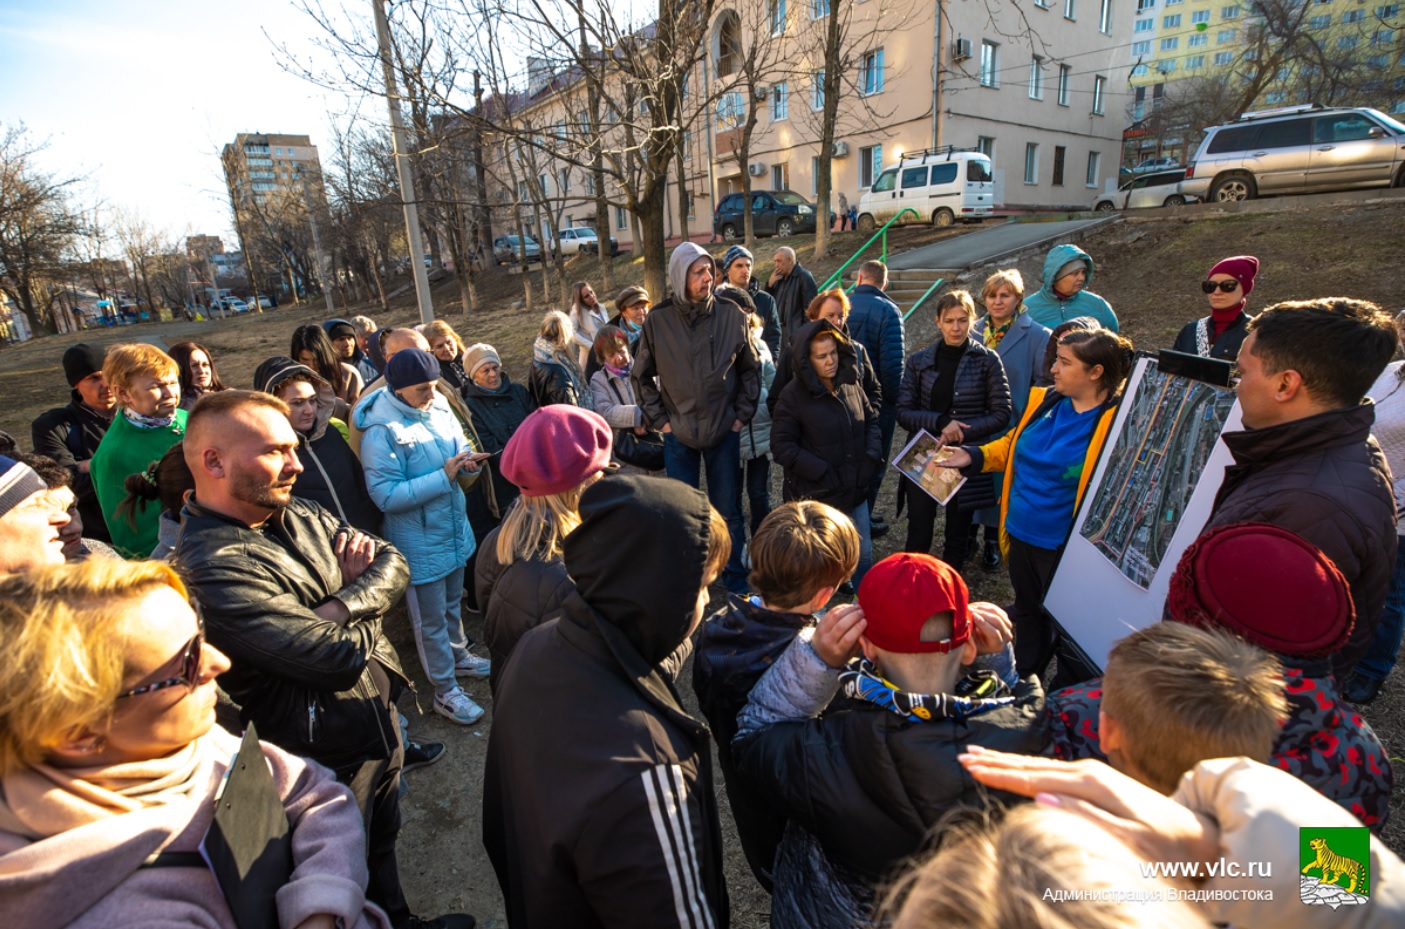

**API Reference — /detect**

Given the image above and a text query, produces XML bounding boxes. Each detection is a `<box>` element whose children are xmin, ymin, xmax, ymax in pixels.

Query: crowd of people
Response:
<box><xmin>1</xmin><ymin>239</ymin><xmax>1403</xmax><ymax>929</ymax></box>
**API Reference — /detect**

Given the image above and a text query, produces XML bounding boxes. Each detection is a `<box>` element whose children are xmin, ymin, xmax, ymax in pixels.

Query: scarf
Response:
<box><xmin>839</xmin><ymin>657</ymin><xmax>1015</xmax><ymax>724</ymax></box>
<box><xmin>620</xmin><ymin>318</ymin><xmax>642</xmax><ymax>344</ymax></box>
<box><xmin>604</xmin><ymin>361</ymin><xmax>632</xmax><ymax>379</ymax></box>
<box><xmin>1211</xmin><ymin>303</ymin><xmax>1244</xmax><ymax>340</ymax></box>
<box><xmin>0</xmin><ymin>737</ymin><xmax>211</xmax><ymax>841</ymax></box>
<box><xmin>983</xmin><ymin>309</ymin><xmax>1023</xmax><ymax>349</ymax></box>
<box><xmin>122</xmin><ymin>407</ymin><xmax>177</xmax><ymax>430</ymax></box>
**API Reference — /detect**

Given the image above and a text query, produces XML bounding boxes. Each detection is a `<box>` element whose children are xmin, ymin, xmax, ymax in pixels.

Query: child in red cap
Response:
<box><xmin>731</xmin><ymin>552</ymin><xmax>1049</xmax><ymax>929</ymax></box>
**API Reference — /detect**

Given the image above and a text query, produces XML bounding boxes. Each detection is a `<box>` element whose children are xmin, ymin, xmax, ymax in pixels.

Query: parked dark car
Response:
<box><xmin>713</xmin><ymin>189</ymin><xmax>822</xmax><ymax>239</ymax></box>
<box><xmin>493</xmin><ymin>234</ymin><xmax>543</xmax><ymax>264</ymax></box>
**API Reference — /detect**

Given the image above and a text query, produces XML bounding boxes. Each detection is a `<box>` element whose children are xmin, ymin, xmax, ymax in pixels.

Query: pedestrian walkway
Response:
<box><xmin>887</xmin><ymin>217</ymin><xmax>1116</xmax><ymax>272</ymax></box>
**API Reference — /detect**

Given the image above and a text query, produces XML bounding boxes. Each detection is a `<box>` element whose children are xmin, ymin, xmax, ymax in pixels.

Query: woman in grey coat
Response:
<box><xmin>969</xmin><ymin>269</ymin><xmax>1050</xmax><ymax>570</ymax></box>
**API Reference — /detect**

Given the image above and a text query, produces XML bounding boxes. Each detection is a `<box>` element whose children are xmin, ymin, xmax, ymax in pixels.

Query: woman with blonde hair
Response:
<box><xmin>475</xmin><ymin>406</ymin><xmax>612</xmax><ymax>696</ymax></box>
<box><xmin>0</xmin><ymin>560</ymin><xmax>390</xmax><ymax>929</ymax></box>
<box><xmin>425</xmin><ymin>319</ymin><xmax>472</xmax><ymax>398</ymax></box>
<box><xmin>528</xmin><ymin>310</ymin><xmax>590</xmax><ymax>408</ymax></box>
<box><xmin>569</xmin><ymin>281</ymin><xmax>609</xmax><ymax>370</ymax></box>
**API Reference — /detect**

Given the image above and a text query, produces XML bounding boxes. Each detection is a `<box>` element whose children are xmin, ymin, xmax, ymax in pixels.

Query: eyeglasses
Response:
<box><xmin>1201</xmin><ymin>280</ymin><xmax>1240</xmax><ymax>294</ymax></box>
<box><xmin>117</xmin><ymin>620</ymin><xmax>205</xmax><ymax>699</ymax></box>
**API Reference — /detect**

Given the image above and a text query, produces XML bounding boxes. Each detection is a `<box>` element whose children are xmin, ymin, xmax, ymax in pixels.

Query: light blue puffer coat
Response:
<box><xmin>355</xmin><ymin>387</ymin><xmax>475</xmax><ymax>584</ymax></box>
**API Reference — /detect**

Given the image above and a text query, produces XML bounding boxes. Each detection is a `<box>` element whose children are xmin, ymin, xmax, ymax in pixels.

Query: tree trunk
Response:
<box><xmin>675</xmin><ymin>142</ymin><xmax>691</xmax><ymax>245</ymax></box>
<box><xmin>814</xmin><ymin>6</ymin><xmax>844</xmax><ymax>261</ymax></box>
<box><xmin>636</xmin><ymin>184</ymin><xmax>669</xmax><ymax>300</ymax></box>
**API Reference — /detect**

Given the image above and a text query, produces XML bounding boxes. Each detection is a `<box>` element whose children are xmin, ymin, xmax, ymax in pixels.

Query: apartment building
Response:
<box><xmin>476</xmin><ymin>0</ymin><xmax>1131</xmax><ymax>250</ymax></box>
<box><xmin>1126</xmin><ymin>0</ymin><xmax>1405</xmax><ymax>162</ymax></box>
<box><xmin>185</xmin><ymin>234</ymin><xmax>223</xmax><ymax>261</ymax></box>
<box><xmin>220</xmin><ymin>133</ymin><xmax>325</xmax><ymax>208</ymax></box>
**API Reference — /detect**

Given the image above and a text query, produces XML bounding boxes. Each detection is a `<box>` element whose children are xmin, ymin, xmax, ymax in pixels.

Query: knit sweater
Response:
<box><xmin>90</xmin><ymin>410</ymin><xmax>188</xmax><ymax>559</ymax></box>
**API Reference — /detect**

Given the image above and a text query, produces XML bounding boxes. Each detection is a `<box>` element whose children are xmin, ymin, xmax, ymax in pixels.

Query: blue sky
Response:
<box><xmin>0</xmin><ymin>0</ymin><xmax>362</xmax><ymax>246</ymax></box>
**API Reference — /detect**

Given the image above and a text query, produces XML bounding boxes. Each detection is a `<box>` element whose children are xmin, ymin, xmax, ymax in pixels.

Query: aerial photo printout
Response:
<box><xmin>892</xmin><ymin>429</ymin><xmax>967</xmax><ymax>506</ymax></box>
<box><xmin>1079</xmin><ymin>360</ymin><xmax>1237</xmax><ymax>588</ymax></box>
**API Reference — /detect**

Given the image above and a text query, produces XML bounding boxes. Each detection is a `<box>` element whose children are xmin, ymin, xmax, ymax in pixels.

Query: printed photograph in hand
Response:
<box><xmin>892</xmin><ymin>429</ymin><xmax>967</xmax><ymax>506</ymax></box>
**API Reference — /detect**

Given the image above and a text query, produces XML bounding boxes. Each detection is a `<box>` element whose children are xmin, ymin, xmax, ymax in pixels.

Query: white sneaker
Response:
<box><xmin>454</xmin><ymin>650</ymin><xmax>492</xmax><ymax>679</ymax></box>
<box><xmin>434</xmin><ymin>688</ymin><xmax>485</xmax><ymax>725</ymax></box>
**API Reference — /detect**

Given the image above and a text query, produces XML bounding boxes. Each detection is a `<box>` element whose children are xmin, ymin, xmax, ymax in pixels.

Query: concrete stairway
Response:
<box><xmin>844</xmin><ymin>267</ymin><xmax>955</xmax><ymax>320</ymax></box>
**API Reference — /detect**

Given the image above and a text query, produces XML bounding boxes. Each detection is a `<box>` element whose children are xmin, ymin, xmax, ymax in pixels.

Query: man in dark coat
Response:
<box><xmin>175</xmin><ymin>390</ymin><xmax>468</xmax><ymax>929</ymax></box>
<box><xmin>633</xmin><ymin>241</ymin><xmax>760</xmax><ymax>594</ymax></box>
<box><xmin>717</xmin><ymin>244</ymin><xmax>781</xmax><ymax>360</ymax></box>
<box><xmin>30</xmin><ymin>343</ymin><xmax>115</xmax><ymax>542</ymax></box>
<box><xmin>483</xmin><ymin>475</ymin><xmax>732</xmax><ymax>929</ymax></box>
<box><xmin>766</xmin><ymin>246</ymin><xmax>818</xmax><ymax>343</ymax></box>
<box><xmin>1200</xmin><ymin>297</ymin><xmax>1399</xmax><ymax>675</ymax></box>
<box><xmin>733</xmin><ymin>553</ymin><xmax>1047</xmax><ymax>929</ymax></box>
<box><xmin>253</xmin><ymin>356</ymin><xmax>382</xmax><ymax>534</ymax></box>
<box><xmin>845</xmin><ymin>261</ymin><xmax>905</xmax><ymax>527</ymax></box>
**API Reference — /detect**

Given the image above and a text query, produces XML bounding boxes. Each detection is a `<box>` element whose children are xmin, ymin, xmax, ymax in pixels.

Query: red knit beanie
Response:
<box><xmin>858</xmin><ymin>553</ymin><xmax>971</xmax><ymax>654</ymax></box>
<box><xmin>1206</xmin><ymin>255</ymin><xmax>1259</xmax><ymax>297</ymax></box>
<box><xmin>1165</xmin><ymin>522</ymin><xmax>1354</xmax><ymax>658</ymax></box>
<box><xmin>500</xmin><ymin>405</ymin><xmax>613</xmax><ymax>496</ymax></box>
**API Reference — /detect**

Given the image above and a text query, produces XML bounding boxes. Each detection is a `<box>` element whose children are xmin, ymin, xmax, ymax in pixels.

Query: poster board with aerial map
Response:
<box><xmin>1044</xmin><ymin>355</ymin><xmax>1241</xmax><ymax>672</ymax></box>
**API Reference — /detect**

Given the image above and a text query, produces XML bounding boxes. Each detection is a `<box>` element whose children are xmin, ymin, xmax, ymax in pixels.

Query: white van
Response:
<box><xmin>856</xmin><ymin>147</ymin><xmax>994</xmax><ymax>231</ymax></box>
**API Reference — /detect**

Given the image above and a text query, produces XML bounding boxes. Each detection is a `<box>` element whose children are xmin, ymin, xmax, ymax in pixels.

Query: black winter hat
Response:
<box><xmin>63</xmin><ymin>343</ymin><xmax>106</xmax><ymax>387</ymax></box>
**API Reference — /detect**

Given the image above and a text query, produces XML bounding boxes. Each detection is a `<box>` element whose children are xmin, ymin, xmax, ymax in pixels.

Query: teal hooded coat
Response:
<box><xmin>1022</xmin><ymin>244</ymin><xmax>1119</xmax><ymax>333</ymax></box>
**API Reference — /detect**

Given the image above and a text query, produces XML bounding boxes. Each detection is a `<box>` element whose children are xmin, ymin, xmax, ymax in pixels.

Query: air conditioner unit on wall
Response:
<box><xmin>953</xmin><ymin>37</ymin><xmax>973</xmax><ymax>61</ymax></box>
<box><xmin>832</xmin><ymin>141</ymin><xmax>849</xmax><ymax>158</ymax></box>
<box><xmin>748</xmin><ymin>163</ymin><xmax>767</xmax><ymax>177</ymax></box>
<box><xmin>754</xmin><ymin>84</ymin><xmax>770</xmax><ymax>100</ymax></box>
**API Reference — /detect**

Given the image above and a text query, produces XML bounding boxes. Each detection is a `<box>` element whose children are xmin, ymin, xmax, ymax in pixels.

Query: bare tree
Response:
<box><xmin>0</xmin><ymin>124</ymin><xmax>82</xmax><ymax>335</ymax></box>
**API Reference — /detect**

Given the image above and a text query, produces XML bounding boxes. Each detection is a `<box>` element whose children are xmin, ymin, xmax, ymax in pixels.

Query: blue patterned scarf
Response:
<box><xmin>839</xmin><ymin>657</ymin><xmax>1015</xmax><ymax>724</ymax></box>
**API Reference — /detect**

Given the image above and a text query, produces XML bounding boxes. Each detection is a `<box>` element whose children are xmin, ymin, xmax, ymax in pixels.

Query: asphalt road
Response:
<box><xmin>887</xmin><ymin>216</ymin><xmax>1116</xmax><ymax>271</ymax></box>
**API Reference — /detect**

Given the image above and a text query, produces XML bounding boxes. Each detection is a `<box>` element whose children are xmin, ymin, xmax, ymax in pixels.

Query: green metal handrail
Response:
<box><xmin>818</xmin><ymin>208</ymin><xmax>919</xmax><ymax>292</ymax></box>
<box><xmin>902</xmin><ymin>278</ymin><xmax>946</xmax><ymax>322</ymax></box>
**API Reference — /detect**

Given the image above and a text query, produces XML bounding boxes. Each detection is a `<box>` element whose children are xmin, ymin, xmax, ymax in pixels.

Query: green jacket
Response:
<box><xmin>91</xmin><ymin>410</ymin><xmax>188</xmax><ymax>558</ymax></box>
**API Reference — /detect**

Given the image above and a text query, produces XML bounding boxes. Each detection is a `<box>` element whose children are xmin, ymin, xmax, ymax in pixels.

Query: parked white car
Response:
<box><xmin>1092</xmin><ymin>169</ymin><xmax>1194</xmax><ymax>211</ymax></box>
<box><xmin>1131</xmin><ymin>156</ymin><xmax>1180</xmax><ymax>174</ymax></box>
<box><xmin>556</xmin><ymin>227</ymin><xmax>600</xmax><ymax>256</ymax></box>
<box><xmin>855</xmin><ymin>147</ymin><xmax>994</xmax><ymax>231</ymax></box>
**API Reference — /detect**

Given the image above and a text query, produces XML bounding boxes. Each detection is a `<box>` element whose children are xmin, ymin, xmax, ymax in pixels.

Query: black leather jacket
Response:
<box><xmin>175</xmin><ymin>496</ymin><xmax>411</xmax><ymax>771</ymax></box>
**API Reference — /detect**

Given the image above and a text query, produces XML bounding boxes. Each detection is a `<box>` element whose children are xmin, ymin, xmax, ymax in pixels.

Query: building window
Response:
<box><xmin>1133</xmin><ymin>40</ymin><xmax>1152</xmax><ymax>55</ymax></box>
<box><xmin>1309</xmin><ymin>14</ymin><xmax>1331</xmax><ymax>27</ymax></box>
<box><xmin>615</xmin><ymin>206</ymin><xmax>627</xmax><ymax>230</ymax></box>
<box><xmin>1053</xmin><ymin>146</ymin><xmax>1066</xmax><ymax>186</ymax></box>
<box><xmin>1065</xmin><ymin>0</ymin><xmax>1076</xmax><ymax>20</ymax></box>
<box><xmin>812</xmin><ymin>71</ymin><xmax>825</xmax><ymax>110</ymax></box>
<box><xmin>1036</xmin><ymin>0</ymin><xmax>1049</xmax><ymax>7</ymax></box>
<box><xmin>772</xmin><ymin>164</ymin><xmax>786</xmax><ymax>190</ymax></box>
<box><xmin>1136</xmin><ymin>17</ymin><xmax>1154</xmax><ymax>31</ymax></box>
<box><xmin>682</xmin><ymin>131</ymin><xmax>692</xmax><ymax>161</ymax></box>
<box><xmin>1093</xmin><ymin>75</ymin><xmax>1107</xmax><ymax>114</ymax></box>
<box><xmin>771</xmin><ymin>82</ymin><xmax>789</xmax><ymax>120</ymax></box>
<box><xmin>1024</xmin><ymin>143</ymin><xmax>1039</xmax><ymax>184</ymax></box>
<box><xmin>770</xmin><ymin>0</ymin><xmax>786</xmax><ymax>35</ymax></box>
<box><xmin>980</xmin><ymin>41</ymin><xmax>1000</xmax><ymax>87</ymax></box>
<box><xmin>1343</xmin><ymin>9</ymin><xmax>1364</xmax><ymax>22</ymax></box>
<box><xmin>860</xmin><ymin>49</ymin><xmax>885</xmax><ymax>95</ymax></box>
<box><xmin>1058</xmin><ymin>64</ymin><xmax>1071</xmax><ymax>105</ymax></box>
<box><xmin>1218</xmin><ymin>29</ymin><xmax>1237</xmax><ymax>43</ymax></box>
<box><xmin>1160</xmin><ymin>37</ymin><xmax>1179</xmax><ymax>51</ymax></box>
<box><xmin>1086</xmin><ymin>151</ymin><xmax>1101</xmax><ymax>188</ymax></box>
<box><xmin>1163</xmin><ymin>13</ymin><xmax>1181</xmax><ymax>27</ymax></box>
<box><xmin>1192</xmin><ymin>10</ymin><xmax>1210</xmax><ymax>23</ymax></box>
<box><xmin>1100</xmin><ymin>0</ymin><xmax>1112</xmax><ymax>33</ymax></box>
<box><xmin>1373</xmin><ymin>30</ymin><xmax>1395</xmax><ymax>45</ymax></box>
<box><xmin>560</xmin><ymin>169</ymin><xmax>571</xmax><ymax>194</ymax></box>
<box><xmin>518</xmin><ymin>180</ymin><xmax>529</xmax><ymax>203</ymax></box>
<box><xmin>1158</xmin><ymin>59</ymin><xmax>1179</xmax><ymax>73</ymax></box>
<box><xmin>1379</xmin><ymin>4</ymin><xmax>1400</xmax><ymax>17</ymax></box>
<box><xmin>812</xmin><ymin>0</ymin><xmax>830</xmax><ymax>16</ymax></box>
<box><xmin>1188</xmin><ymin>33</ymin><xmax>1207</xmax><ymax>46</ymax></box>
<box><xmin>1214</xmin><ymin>51</ymin><xmax>1234</xmax><ymax>64</ymax></box>
<box><xmin>860</xmin><ymin>144</ymin><xmax>883</xmax><ymax>188</ymax></box>
<box><xmin>1137</xmin><ymin>0</ymin><xmax>1155</xmax><ymax>9</ymax></box>
<box><xmin>1187</xmin><ymin>54</ymin><xmax>1206</xmax><ymax>68</ymax></box>
<box><xmin>977</xmin><ymin>136</ymin><xmax>995</xmax><ymax>158</ymax></box>
<box><xmin>1132</xmin><ymin>63</ymin><xmax>1150</xmax><ymax>75</ymax></box>
<box><xmin>1029</xmin><ymin>56</ymin><xmax>1045</xmax><ymax>100</ymax></box>
<box><xmin>1337</xmin><ymin>35</ymin><xmax>1359</xmax><ymax>49</ymax></box>
<box><xmin>1221</xmin><ymin>4</ymin><xmax>1240</xmax><ymax>17</ymax></box>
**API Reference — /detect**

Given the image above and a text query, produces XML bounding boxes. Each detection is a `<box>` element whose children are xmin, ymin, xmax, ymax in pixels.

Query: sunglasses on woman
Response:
<box><xmin>1201</xmin><ymin>280</ymin><xmax>1240</xmax><ymax>294</ymax></box>
<box><xmin>116</xmin><ymin>618</ymin><xmax>205</xmax><ymax>699</ymax></box>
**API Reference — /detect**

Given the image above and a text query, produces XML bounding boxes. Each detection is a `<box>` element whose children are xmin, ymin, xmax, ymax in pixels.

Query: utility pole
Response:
<box><xmin>297</xmin><ymin>164</ymin><xmax>334</xmax><ymax>313</ymax></box>
<box><xmin>372</xmin><ymin>0</ymin><xmax>434</xmax><ymax>324</ymax></box>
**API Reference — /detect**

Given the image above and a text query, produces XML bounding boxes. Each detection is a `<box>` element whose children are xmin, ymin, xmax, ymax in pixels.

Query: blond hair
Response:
<box><xmin>424</xmin><ymin>319</ymin><xmax>464</xmax><ymax>352</ymax></box>
<box><xmin>1102</xmin><ymin>622</ymin><xmax>1287</xmax><ymax>794</ymax></box>
<box><xmin>981</xmin><ymin>268</ymin><xmax>1026</xmax><ymax>303</ymax></box>
<box><xmin>539</xmin><ymin>310</ymin><xmax>574</xmax><ymax>353</ymax></box>
<box><xmin>0</xmin><ymin>560</ymin><xmax>187</xmax><ymax>776</ymax></box>
<box><xmin>883</xmin><ymin>806</ymin><xmax>1210</xmax><ymax>929</ymax></box>
<box><xmin>748</xmin><ymin>502</ymin><xmax>859</xmax><ymax>610</ymax></box>
<box><xmin>350</xmin><ymin>315</ymin><xmax>377</xmax><ymax>336</ymax></box>
<box><xmin>496</xmin><ymin>482</ymin><xmax>589</xmax><ymax>565</ymax></box>
<box><xmin>936</xmin><ymin>289</ymin><xmax>977</xmax><ymax>320</ymax></box>
<box><xmin>102</xmin><ymin>343</ymin><xmax>178</xmax><ymax>395</ymax></box>
<box><xmin>702</xmin><ymin>505</ymin><xmax>731</xmax><ymax>586</ymax></box>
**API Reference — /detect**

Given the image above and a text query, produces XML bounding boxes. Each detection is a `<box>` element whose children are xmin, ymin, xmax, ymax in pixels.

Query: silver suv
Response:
<box><xmin>1183</xmin><ymin>105</ymin><xmax>1405</xmax><ymax>203</ymax></box>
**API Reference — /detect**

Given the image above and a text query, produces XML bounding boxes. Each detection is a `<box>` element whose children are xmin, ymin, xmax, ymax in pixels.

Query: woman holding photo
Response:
<box><xmin>897</xmin><ymin>290</ymin><xmax>1011</xmax><ymax>569</ymax></box>
<box><xmin>937</xmin><ymin>328</ymin><xmax>1131</xmax><ymax>676</ymax></box>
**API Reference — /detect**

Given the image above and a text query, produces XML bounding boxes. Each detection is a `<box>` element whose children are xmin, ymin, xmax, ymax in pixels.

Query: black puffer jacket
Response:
<box><xmin>475</xmin><ymin>523</ymin><xmax>575</xmax><ymax>697</ymax></box>
<box><xmin>896</xmin><ymin>336</ymin><xmax>1012</xmax><ymax>442</ymax></box>
<box><xmin>463</xmin><ymin>375</ymin><xmax>536</xmax><ymax>513</ymax></box>
<box><xmin>30</xmin><ymin>394</ymin><xmax>113</xmax><ymax>542</ymax></box>
<box><xmin>1203</xmin><ymin>403</ymin><xmax>1397</xmax><ymax>674</ymax></box>
<box><xmin>483</xmin><ymin>475</ymin><xmax>730</xmax><ymax>928</ymax></box>
<box><xmin>734</xmin><ymin>675</ymin><xmax>1048</xmax><ymax>929</ymax></box>
<box><xmin>771</xmin><ymin>320</ymin><xmax>882</xmax><ymax>512</ymax></box>
<box><xmin>175</xmin><ymin>497</ymin><xmax>410</xmax><ymax>772</ymax></box>
<box><xmin>529</xmin><ymin>353</ymin><xmax>588</xmax><ymax>409</ymax></box>
<box><xmin>1171</xmin><ymin>311</ymin><xmax>1252</xmax><ymax>361</ymax></box>
<box><xmin>768</xmin><ymin>325</ymin><xmax>882</xmax><ymax>417</ymax></box>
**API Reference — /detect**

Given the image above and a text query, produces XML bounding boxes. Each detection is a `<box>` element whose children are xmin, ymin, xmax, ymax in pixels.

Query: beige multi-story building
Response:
<box><xmin>185</xmin><ymin>234</ymin><xmax>223</xmax><ymax>261</ymax></box>
<box><xmin>477</xmin><ymin>0</ymin><xmax>1132</xmax><ymax>249</ymax></box>
<box><xmin>220</xmin><ymin>133</ymin><xmax>325</xmax><ymax>209</ymax></box>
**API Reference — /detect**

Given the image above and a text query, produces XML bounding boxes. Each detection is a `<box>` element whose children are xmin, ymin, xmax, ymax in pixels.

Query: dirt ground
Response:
<box><xmin>3</xmin><ymin>201</ymin><xmax>1404</xmax><ymax>926</ymax></box>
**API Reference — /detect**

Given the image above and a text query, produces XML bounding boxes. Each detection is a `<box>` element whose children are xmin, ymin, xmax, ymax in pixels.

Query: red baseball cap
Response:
<box><xmin>858</xmin><ymin>553</ymin><xmax>971</xmax><ymax>654</ymax></box>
